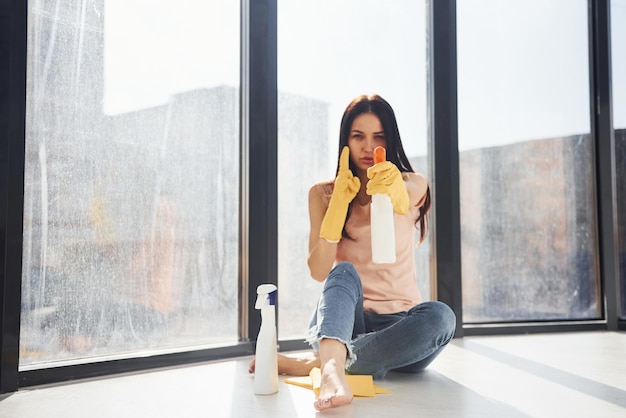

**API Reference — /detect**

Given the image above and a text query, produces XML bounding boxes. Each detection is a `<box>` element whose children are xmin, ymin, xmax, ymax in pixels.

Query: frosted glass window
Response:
<box><xmin>277</xmin><ymin>1</ymin><xmax>430</xmax><ymax>339</ymax></box>
<box><xmin>20</xmin><ymin>0</ymin><xmax>240</xmax><ymax>368</ymax></box>
<box><xmin>612</xmin><ymin>0</ymin><xmax>626</xmax><ymax>317</ymax></box>
<box><xmin>457</xmin><ymin>0</ymin><xmax>600</xmax><ymax>322</ymax></box>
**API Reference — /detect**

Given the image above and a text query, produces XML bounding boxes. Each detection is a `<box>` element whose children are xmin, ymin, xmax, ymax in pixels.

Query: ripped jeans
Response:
<box><xmin>306</xmin><ymin>262</ymin><xmax>456</xmax><ymax>378</ymax></box>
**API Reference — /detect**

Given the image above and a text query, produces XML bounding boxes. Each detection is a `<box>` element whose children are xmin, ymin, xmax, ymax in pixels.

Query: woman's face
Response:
<box><xmin>347</xmin><ymin>112</ymin><xmax>387</xmax><ymax>175</ymax></box>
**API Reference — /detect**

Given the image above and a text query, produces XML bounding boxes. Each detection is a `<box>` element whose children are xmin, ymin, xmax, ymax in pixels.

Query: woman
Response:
<box><xmin>251</xmin><ymin>94</ymin><xmax>456</xmax><ymax>411</ymax></box>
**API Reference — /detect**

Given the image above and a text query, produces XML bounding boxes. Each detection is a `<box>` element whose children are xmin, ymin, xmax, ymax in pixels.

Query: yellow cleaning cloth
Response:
<box><xmin>284</xmin><ymin>368</ymin><xmax>391</xmax><ymax>397</ymax></box>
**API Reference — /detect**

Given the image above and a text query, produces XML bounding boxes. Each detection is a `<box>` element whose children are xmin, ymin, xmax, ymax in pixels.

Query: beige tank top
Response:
<box><xmin>315</xmin><ymin>175</ymin><xmax>424</xmax><ymax>314</ymax></box>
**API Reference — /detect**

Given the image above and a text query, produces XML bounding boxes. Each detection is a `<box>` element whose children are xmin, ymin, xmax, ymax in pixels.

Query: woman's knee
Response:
<box><xmin>412</xmin><ymin>301</ymin><xmax>457</xmax><ymax>338</ymax></box>
<box><xmin>431</xmin><ymin>301</ymin><xmax>457</xmax><ymax>338</ymax></box>
<box><xmin>329</xmin><ymin>261</ymin><xmax>358</xmax><ymax>277</ymax></box>
<box><xmin>326</xmin><ymin>262</ymin><xmax>362</xmax><ymax>288</ymax></box>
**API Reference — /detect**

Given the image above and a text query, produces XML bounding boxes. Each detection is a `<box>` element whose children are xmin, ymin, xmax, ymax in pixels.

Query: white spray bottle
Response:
<box><xmin>254</xmin><ymin>284</ymin><xmax>279</xmax><ymax>395</ymax></box>
<box><xmin>370</xmin><ymin>146</ymin><xmax>396</xmax><ymax>264</ymax></box>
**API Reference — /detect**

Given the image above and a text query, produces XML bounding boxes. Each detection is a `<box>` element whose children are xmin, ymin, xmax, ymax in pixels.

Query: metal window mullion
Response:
<box><xmin>589</xmin><ymin>0</ymin><xmax>620</xmax><ymax>329</ymax></box>
<box><xmin>428</xmin><ymin>0</ymin><xmax>463</xmax><ymax>336</ymax></box>
<box><xmin>242</xmin><ymin>0</ymin><xmax>278</xmax><ymax>343</ymax></box>
<box><xmin>0</xmin><ymin>0</ymin><xmax>28</xmax><ymax>394</ymax></box>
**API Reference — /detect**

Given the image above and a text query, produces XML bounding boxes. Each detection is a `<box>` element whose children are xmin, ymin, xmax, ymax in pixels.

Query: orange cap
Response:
<box><xmin>374</xmin><ymin>147</ymin><xmax>386</xmax><ymax>164</ymax></box>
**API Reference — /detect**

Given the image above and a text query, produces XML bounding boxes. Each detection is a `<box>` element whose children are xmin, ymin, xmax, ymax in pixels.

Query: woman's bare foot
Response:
<box><xmin>313</xmin><ymin>339</ymin><xmax>354</xmax><ymax>411</ymax></box>
<box><xmin>314</xmin><ymin>358</ymin><xmax>354</xmax><ymax>411</ymax></box>
<box><xmin>248</xmin><ymin>352</ymin><xmax>320</xmax><ymax>376</ymax></box>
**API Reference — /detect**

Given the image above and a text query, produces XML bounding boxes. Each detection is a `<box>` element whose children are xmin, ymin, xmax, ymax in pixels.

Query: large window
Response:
<box><xmin>276</xmin><ymin>0</ymin><xmax>431</xmax><ymax>339</ymax></box>
<box><xmin>2</xmin><ymin>0</ymin><xmax>624</xmax><ymax>395</ymax></box>
<box><xmin>20</xmin><ymin>0</ymin><xmax>240</xmax><ymax>368</ymax></box>
<box><xmin>612</xmin><ymin>0</ymin><xmax>626</xmax><ymax>318</ymax></box>
<box><xmin>457</xmin><ymin>0</ymin><xmax>600</xmax><ymax>322</ymax></box>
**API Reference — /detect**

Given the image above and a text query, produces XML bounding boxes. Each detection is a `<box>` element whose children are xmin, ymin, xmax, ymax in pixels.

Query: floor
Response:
<box><xmin>0</xmin><ymin>332</ymin><xmax>625</xmax><ymax>418</ymax></box>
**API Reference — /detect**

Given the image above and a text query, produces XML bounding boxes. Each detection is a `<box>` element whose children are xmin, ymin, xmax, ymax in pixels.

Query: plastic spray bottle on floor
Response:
<box><xmin>370</xmin><ymin>146</ymin><xmax>396</xmax><ymax>264</ymax></box>
<box><xmin>254</xmin><ymin>284</ymin><xmax>279</xmax><ymax>395</ymax></box>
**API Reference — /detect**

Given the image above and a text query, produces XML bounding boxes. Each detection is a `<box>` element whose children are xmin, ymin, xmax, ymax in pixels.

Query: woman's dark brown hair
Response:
<box><xmin>336</xmin><ymin>94</ymin><xmax>431</xmax><ymax>243</ymax></box>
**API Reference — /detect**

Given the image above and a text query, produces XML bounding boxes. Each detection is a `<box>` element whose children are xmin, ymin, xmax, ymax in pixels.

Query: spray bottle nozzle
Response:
<box><xmin>374</xmin><ymin>146</ymin><xmax>386</xmax><ymax>164</ymax></box>
<box><xmin>255</xmin><ymin>284</ymin><xmax>277</xmax><ymax>309</ymax></box>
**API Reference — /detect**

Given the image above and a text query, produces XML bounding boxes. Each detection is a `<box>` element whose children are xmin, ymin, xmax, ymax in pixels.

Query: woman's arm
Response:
<box><xmin>307</xmin><ymin>185</ymin><xmax>339</xmax><ymax>282</ymax></box>
<box><xmin>306</xmin><ymin>172</ymin><xmax>427</xmax><ymax>281</ymax></box>
<box><xmin>404</xmin><ymin>172</ymin><xmax>429</xmax><ymax>208</ymax></box>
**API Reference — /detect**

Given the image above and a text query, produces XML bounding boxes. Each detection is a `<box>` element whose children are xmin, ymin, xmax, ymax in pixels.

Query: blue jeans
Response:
<box><xmin>306</xmin><ymin>262</ymin><xmax>456</xmax><ymax>378</ymax></box>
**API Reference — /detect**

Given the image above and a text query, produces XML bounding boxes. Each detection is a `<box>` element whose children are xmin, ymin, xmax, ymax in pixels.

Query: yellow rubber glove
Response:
<box><xmin>319</xmin><ymin>147</ymin><xmax>361</xmax><ymax>242</ymax></box>
<box><xmin>366</xmin><ymin>161</ymin><xmax>409</xmax><ymax>215</ymax></box>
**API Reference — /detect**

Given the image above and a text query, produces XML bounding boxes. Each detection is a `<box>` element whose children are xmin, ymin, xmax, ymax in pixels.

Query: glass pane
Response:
<box><xmin>20</xmin><ymin>0</ymin><xmax>240</xmax><ymax>368</ymax></box>
<box><xmin>612</xmin><ymin>0</ymin><xmax>626</xmax><ymax>318</ymax></box>
<box><xmin>457</xmin><ymin>0</ymin><xmax>600</xmax><ymax>322</ymax></box>
<box><xmin>277</xmin><ymin>1</ymin><xmax>430</xmax><ymax>339</ymax></box>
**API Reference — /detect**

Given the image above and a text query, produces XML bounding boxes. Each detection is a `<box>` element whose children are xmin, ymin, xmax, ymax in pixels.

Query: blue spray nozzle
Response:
<box><xmin>255</xmin><ymin>284</ymin><xmax>277</xmax><ymax>309</ymax></box>
<box><xmin>267</xmin><ymin>289</ymin><xmax>277</xmax><ymax>306</ymax></box>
